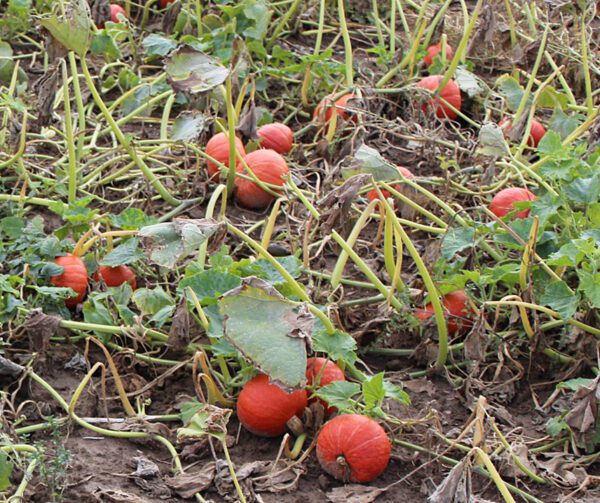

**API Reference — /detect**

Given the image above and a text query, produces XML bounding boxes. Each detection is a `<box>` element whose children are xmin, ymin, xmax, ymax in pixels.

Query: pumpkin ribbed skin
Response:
<box><xmin>367</xmin><ymin>166</ymin><xmax>414</xmax><ymax>202</ymax></box>
<box><xmin>415</xmin><ymin>289</ymin><xmax>475</xmax><ymax>336</ymax></box>
<box><xmin>313</xmin><ymin>93</ymin><xmax>356</xmax><ymax>123</ymax></box>
<box><xmin>257</xmin><ymin>123</ymin><xmax>294</xmax><ymax>154</ymax></box>
<box><xmin>235</xmin><ymin>150</ymin><xmax>289</xmax><ymax>209</ymax></box>
<box><xmin>423</xmin><ymin>42</ymin><xmax>454</xmax><ymax>66</ymax></box>
<box><xmin>96</xmin><ymin>265</ymin><xmax>137</xmax><ymax>290</ymax></box>
<box><xmin>489</xmin><ymin>187</ymin><xmax>536</xmax><ymax>220</ymax></box>
<box><xmin>205</xmin><ymin>133</ymin><xmax>246</xmax><ymax>180</ymax></box>
<box><xmin>316</xmin><ymin>414</ymin><xmax>391</xmax><ymax>482</ymax></box>
<box><xmin>237</xmin><ymin>374</ymin><xmax>307</xmax><ymax>437</ymax></box>
<box><xmin>416</xmin><ymin>75</ymin><xmax>461</xmax><ymax>120</ymax></box>
<box><xmin>499</xmin><ymin>118</ymin><xmax>546</xmax><ymax>148</ymax></box>
<box><xmin>50</xmin><ymin>254</ymin><xmax>88</xmax><ymax>308</ymax></box>
<box><xmin>306</xmin><ymin>357</ymin><xmax>346</xmax><ymax>415</ymax></box>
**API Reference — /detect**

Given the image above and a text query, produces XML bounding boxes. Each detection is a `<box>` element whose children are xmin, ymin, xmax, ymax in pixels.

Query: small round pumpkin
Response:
<box><xmin>257</xmin><ymin>123</ymin><xmax>294</xmax><ymax>154</ymax></box>
<box><xmin>235</xmin><ymin>149</ymin><xmax>289</xmax><ymax>209</ymax></box>
<box><xmin>415</xmin><ymin>289</ymin><xmax>475</xmax><ymax>336</ymax></box>
<box><xmin>316</xmin><ymin>414</ymin><xmax>391</xmax><ymax>482</ymax></box>
<box><xmin>50</xmin><ymin>253</ymin><xmax>88</xmax><ymax>308</ymax></box>
<box><xmin>109</xmin><ymin>4</ymin><xmax>126</xmax><ymax>23</ymax></box>
<box><xmin>367</xmin><ymin>166</ymin><xmax>414</xmax><ymax>202</ymax></box>
<box><xmin>499</xmin><ymin>118</ymin><xmax>546</xmax><ymax>148</ymax></box>
<box><xmin>489</xmin><ymin>187</ymin><xmax>536</xmax><ymax>220</ymax></box>
<box><xmin>306</xmin><ymin>357</ymin><xmax>346</xmax><ymax>415</ymax></box>
<box><xmin>95</xmin><ymin>265</ymin><xmax>137</xmax><ymax>290</ymax></box>
<box><xmin>416</xmin><ymin>75</ymin><xmax>461</xmax><ymax>120</ymax></box>
<box><xmin>205</xmin><ymin>133</ymin><xmax>246</xmax><ymax>180</ymax></box>
<box><xmin>236</xmin><ymin>374</ymin><xmax>307</xmax><ymax>437</ymax></box>
<box><xmin>313</xmin><ymin>93</ymin><xmax>357</xmax><ymax>124</ymax></box>
<box><xmin>423</xmin><ymin>42</ymin><xmax>454</xmax><ymax>66</ymax></box>
<box><xmin>160</xmin><ymin>0</ymin><xmax>175</xmax><ymax>7</ymax></box>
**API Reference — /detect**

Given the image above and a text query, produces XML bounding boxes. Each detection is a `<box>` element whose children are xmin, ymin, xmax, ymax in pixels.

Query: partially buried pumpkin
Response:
<box><xmin>415</xmin><ymin>289</ymin><xmax>475</xmax><ymax>336</ymax></box>
<box><xmin>416</xmin><ymin>75</ymin><xmax>461</xmax><ymax>120</ymax></box>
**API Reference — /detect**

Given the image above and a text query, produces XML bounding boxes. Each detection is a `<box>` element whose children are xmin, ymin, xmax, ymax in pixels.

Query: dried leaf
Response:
<box><xmin>131</xmin><ymin>456</ymin><xmax>160</xmax><ymax>479</ymax></box>
<box><xmin>428</xmin><ymin>459</ymin><xmax>471</xmax><ymax>503</ymax></box>
<box><xmin>0</xmin><ymin>356</ymin><xmax>24</xmax><ymax>379</ymax></box>
<box><xmin>236</xmin><ymin>99</ymin><xmax>257</xmax><ymax>140</ymax></box>
<box><xmin>564</xmin><ymin>375</ymin><xmax>600</xmax><ymax>450</ymax></box>
<box><xmin>318</xmin><ymin>174</ymin><xmax>370</xmax><ymax>233</ymax></box>
<box><xmin>326</xmin><ymin>484</ymin><xmax>385</xmax><ymax>502</ymax></box>
<box><xmin>168</xmin><ymin>297</ymin><xmax>191</xmax><ymax>351</ymax></box>
<box><xmin>165</xmin><ymin>462</ymin><xmax>216</xmax><ymax>498</ymax></box>
<box><xmin>93</xmin><ymin>489</ymin><xmax>146</xmax><ymax>503</ymax></box>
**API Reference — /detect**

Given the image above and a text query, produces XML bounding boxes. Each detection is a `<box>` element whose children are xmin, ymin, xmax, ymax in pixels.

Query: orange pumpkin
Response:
<box><xmin>235</xmin><ymin>149</ymin><xmax>289</xmax><ymax>209</ymax></box>
<box><xmin>499</xmin><ymin>118</ymin><xmax>546</xmax><ymax>148</ymax></box>
<box><xmin>423</xmin><ymin>42</ymin><xmax>454</xmax><ymax>66</ymax></box>
<box><xmin>306</xmin><ymin>357</ymin><xmax>346</xmax><ymax>415</ymax></box>
<box><xmin>416</xmin><ymin>75</ymin><xmax>462</xmax><ymax>120</ymax></box>
<box><xmin>313</xmin><ymin>93</ymin><xmax>357</xmax><ymax>123</ymax></box>
<box><xmin>95</xmin><ymin>265</ymin><xmax>137</xmax><ymax>290</ymax></box>
<box><xmin>205</xmin><ymin>133</ymin><xmax>246</xmax><ymax>180</ymax></box>
<box><xmin>236</xmin><ymin>374</ymin><xmax>307</xmax><ymax>437</ymax></box>
<box><xmin>415</xmin><ymin>289</ymin><xmax>475</xmax><ymax>336</ymax></box>
<box><xmin>257</xmin><ymin>123</ymin><xmax>294</xmax><ymax>154</ymax></box>
<box><xmin>489</xmin><ymin>187</ymin><xmax>536</xmax><ymax>220</ymax></box>
<box><xmin>50</xmin><ymin>254</ymin><xmax>88</xmax><ymax>308</ymax></box>
<box><xmin>367</xmin><ymin>166</ymin><xmax>414</xmax><ymax>202</ymax></box>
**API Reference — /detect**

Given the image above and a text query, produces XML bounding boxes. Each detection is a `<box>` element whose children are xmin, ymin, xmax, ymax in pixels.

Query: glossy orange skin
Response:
<box><xmin>416</xmin><ymin>75</ymin><xmax>461</xmax><ymax>120</ymax></box>
<box><xmin>316</xmin><ymin>414</ymin><xmax>391</xmax><ymax>482</ymax></box>
<box><xmin>235</xmin><ymin>149</ymin><xmax>289</xmax><ymax>209</ymax></box>
<box><xmin>306</xmin><ymin>357</ymin><xmax>346</xmax><ymax>415</ymax></box>
<box><xmin>423</xmin><ymin>42</ymin><xmax>455</xmax><ymax>66</ymax></box>
<box><xmin>236</xmin><ymin>374</ymin><xmax>307</xmax><ymax>437</ymax></box>
<box><xmin>489</xmin><ymin>187</ymin><xmax>536</xmax><ymax>220</ymax></box>
<box><xmin>110</xmin><ymin>4</ymin><xmax>126</xmax><ymax>23</ymax></box>
<box><xmin>50</xmin><ymin>254</ymin><xmax>88</xmax><ymax>308</ymax></box>
<box><xmin>313</xmin><ymin>93</ymin><xmax>357</xmax><ymax>123</ymax></box>
<box><xmin>367</xmin><ymin>166</ymin><xmax>414</xmax><ymax>202</ymax></box>
<box><xmin>499</xmin><ymin>118</ymin><xmax>546</xmax><ymax>148</ymax></box>
<box><xmin>95</xmin><ymin>265</ymin><xmax>137</xmax><ymax>290</ymax></box>
<box><xmin>205</xmin><ymin>133</ymin><xmax>246</xmax><ymax>180</ymax></box>
<box><xmin>257</xmin><ymin>123</ymin><xmax>294</xmax><ymax>154</ymax></box>
<box><xmin>415</xmin><ymin>290</ymin><xmax>474</xmax><ymax>336</ymax></box>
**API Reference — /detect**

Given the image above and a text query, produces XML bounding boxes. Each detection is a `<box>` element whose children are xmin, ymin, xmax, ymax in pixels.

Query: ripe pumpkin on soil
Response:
<box><xmin>415</xmin><ymin>289</ymin><xmax>475</xmax><ymax>336</ymax></box>
<box><xmin>416</xmin><ymin>75</ymin><xmax>461</xmax><ymax>120</ymax></box>
<box><xmin>257</xmin><ymin>123</ymin><xmax>294</xmax><ymax>154</ymax></box>
<box><xmin>367</xmin><ymin>166</ymin><xmax>414</xmax><ymax>202</ymax></box>
<box><xmin>236</xmin><ymin>374</ymin><xmax>307</xmax><ymax>437</ymax></box>
<box><xmin>235</xmin><ymin>149</ymin><xmax>289</xmax><ymax>209</ymax></box>
<box><xmin>109</xmin><ymin>4</ymin><xmax>126</xmax><ymax>23</ymax></box>
<box><xmin>94</xmin><ymin>265</ymin><xmax>137</xmax><ymax>290</ymax></box>
<box><xmin>306</xmin><ymin>357</ymin><xmax>346</xmax><ymax>415</ymax></box>
<box><xmin>499</xmin><ymin>118</ymin><xmax>546</xmax><ymax>148</ymax></box>
<box><xmin>205</xmin><ymin>133</ymin><xmax>246</xmax><ymax>180</ymax></box>
<box><xmin>50</xmin><ymin>254</ymin><xmax>88</xmax><ymax>308</ymax></box>
<box><xmin>316</xmin><ymin>414</ymin><xmax>391</xmax><ymax>482</ymax></box>
<box><xmin>489</xmin><ymin>187</ymin><xmax>536</xmax><ymax>220</ymax></box>
<box><xmin>423</xmin><ymin>42</ymin><xmax>454</xmax><ymax>66</ymax></box>
<box><xmin>313</xmin><ymin>93</ymin><xmax>357</xmax><ymax>123</ymax></box>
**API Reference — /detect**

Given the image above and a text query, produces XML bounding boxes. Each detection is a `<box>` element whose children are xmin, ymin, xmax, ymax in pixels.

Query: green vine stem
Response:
<box><xmin>337</xmin><ymin>0</ymin><xmax>354</xmax><ymax>86</ymax></box>
<box><xmin>61</xmin><ymin>60</ymin><xmax>77</xmax><ymax>204</ymax></box>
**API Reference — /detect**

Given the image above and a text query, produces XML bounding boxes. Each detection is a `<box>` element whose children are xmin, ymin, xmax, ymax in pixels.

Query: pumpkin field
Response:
<box><xmin>0</xmin><ymin>0</ymin><xmax>599</xmax><ymax>501</ymax></box>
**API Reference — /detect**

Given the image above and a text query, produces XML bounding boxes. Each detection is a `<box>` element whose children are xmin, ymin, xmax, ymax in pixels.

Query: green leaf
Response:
<box><xmin>578</xmin><ymin>270</ymin><xmax>600</xmax><ymax>308</ymax></box>
<box><xmin>537</xmin><ymin>86</ymin><xmax>569</xmax><ymax>110</ymax></box>
<box><xmin>242</xmin><ymin>0</ymin><xmax>270</xmax><ymax>39</ymax></box>
<box><xmin>171</xmin><ymin>111</ymin><xmax>207</xmax><ymax>141</ymax></box>
<box><xmin>546</xmin><ymin>416</ymin><xmax>567</xmax><ymax>438</ymax></box>
<box><xmin>496</xmin><ymin>75</ymin><xmax>524</xmax><ymax>111</ymax></box>
<box><xmin>39</xmin><ymin>0</ymin><xmax>92</xmax><ymax>56</ymax></box>
<box><xmin>557</xmin><ymin>378</ymin><xmax>594</xmax><ymax>392</ymax></box>
<box><xmin>133</xmin><ymin>287</ymin><xmax>175</xmax><ymax>316</ymax></box>
<box><xmin>362</xmin><ymin>372</ymin><xmax>385</xmax><ymax>410</ymax></box>
<box><xmin>0</xmin><ymin>41</ymin><xmax>15</xmax><ymax>83</ymax></box>
<box><xmin>537</xmin><ymin>130</ymin><xmax>563</xmax><ymax>155</ymax></box>
<box><xmin>0</xmin><ymin>216</ymin><xmax>24</xmax><ymax>239</ymax></box>
<box><xmin>0</xmin><ymin>451</ymin><xmax>13</xmax><ymax>491</ymax></box>
<box><xmin>539</xmin><ymin>281</ymin><xmax>579</xmax><ymax>319</ymax></box>
<box><xmin>109</xmin><ymin>208</ymin><xmax>157</xmax><ymax>230</ymax></box>
<box><xmin>341</xmin><ymin>144</ymin><xmax>400</xmax><ymax>181</ymax></box>
<box><xmin>218</xmin><ymin>277</ymin><xmax>312</xmax><ymax>389</ymax></box>
<box><xmin>383</xmin><ymin>380</ymin><xmax>411</xmax><ymax>405</ymax></box>
<box><xmin>454</xmin><ymin>67</ymin><xmax>484</xmax><ymax>98</ymax></box>
<box><xmin>441</xmin><ymin>227</ymin><xmax>476</xmax><ymax>259</ymax></box>
<box><xmin>142</xmin><ymin>33</ymin><xmax>177</xmax><ymax>57</ymax></box>
<box><xmin>254</xmin><ymin>256</ymin><xmax>302</xmax><ymax>284</ymax></box>
<box><xmin>177</xmin><ymin>404</ymin><xmax>231</xmax><ymax>442</ymax></box>
<box><xmin>165</xmin><ymin>47</ymin><xmax>229</xmax><ymax>93</ymax></box>
<box><xmin>312</xmin><ymin>328</ymin><xmax>357</xmax><ymax>364</ymax></box>
<box><xmin>90</xmin><ymin>32</ymin><xmax>121</xmax><ymax>61</ymax></box>
<box><xmin>83</xmin><ymin>297</ymin><xmax>115</xmax><ymax>335</ymax></box>
<box><xmin>138</xmin><ymin>218</ymin><xmax>225</xmax><ymax>268</ymax></box>
<box><xmin>100</xmin><ymin>238</ymin><xmax>144</xmax><ymax>266</ymax></box>
<box><xmin>314</xmin><ymin>381</ymin><xmax>361</xmax><ymax>411</ymax></box>
<box><xmin>180</xmin><ymin>270</ymin><xmax>241</xmax><ymax>304</ymax></box>
<box><xmin>563</xmin><ymin>175</ymin><xmax>600</xmax><ymax>204</ymax></box>
<box><xmin>477</xmin><ymin>123</ymin><xmax>510</xmax><ymax>157</ymax></box>
<box><xmin>550</xmin><ymin>108</ymin><xmax>584</xmax><ymax>139</ymax></box>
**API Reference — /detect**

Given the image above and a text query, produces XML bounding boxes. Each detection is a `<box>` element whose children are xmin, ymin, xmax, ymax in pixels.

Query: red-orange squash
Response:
<box><xmin>499</xmin><ymin>118</ymin><xmax>546</xmax><ymax>148</ymax></box>
<box><xmin>236</xmin><ymin>374</ymin><xmax>307</xmax><ymax>437</ymax></box>
<box><xmin>95</xmin><ymin>265</ymin><xmax>137</xmax><ymax>290</ymax></box>
<box><xmin>489</xmin><ymin>187</ymin><xmax>536</xmax><ymax>220</ymax></box>
<box><xmin>306</xmin><ymin>357</ymin><xmax>346</xmax><ymax>415</ymax></box>
<box><xmin>423</xmin><ymin>42</ymin><xmax>454</xmax><ymax>66</ymax></box>
<box><xmin>367</xmin><ymin>166</ymin><xmax>414</xmax><ymax>202</ymax></box>
<box><xmin>416</xmin><ymin>75</ymin><xmax>461</xmax><ymax>120</ymax></box>
<box><xmin>205</xmin><ymin>133</ymin><xmax>246</xmax><ymax>180</ymax></box>
<box><xmin>235</xmin><ymin>149</ymin><xmax>289</xmax><ymax>209</ymax></box>
<box><xmin>316</xmin><ymin>414</ymin><xmax>391</xmax><ymax>482</ymax></box>
<box><xmin>415</xmin><ymin>289</ymin><xmax>475</xmax><ymax>336</ymax></box>
<box><xmin>313</xmin><ymin>93</ymin><xmax>357</xmax><ymax>123</ymax></box>
<box><xmin>257</xmin><ymin>123</ymin><xmax>294</xmax><ymax>154</ymax></box>
<box><xmin>110</xmin><ymin>4</ymin><xmax>126</xmax><ymax>22</ymax></box>
<box><xmin>160</xmin><ymin>0</ymin><xmax>175</xmax><ymax>7</ymax></box>
<box><xmin>50</xmin><ymin>254</ymin><xmax>88</xmax><ymax>308</ymax></box>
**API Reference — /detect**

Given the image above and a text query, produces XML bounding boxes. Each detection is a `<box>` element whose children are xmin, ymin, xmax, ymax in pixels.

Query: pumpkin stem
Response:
<box><xmin>336</xmin><ymin>454</ymin><xmax>351</xmax><ymax>482</ymax></box>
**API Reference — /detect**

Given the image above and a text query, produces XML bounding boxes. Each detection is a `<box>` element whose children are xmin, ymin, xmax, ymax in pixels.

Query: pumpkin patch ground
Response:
<box><xmin>0</xmin><ymin>1</ymin><xmax>598</xmax><ymax>502</ymax></box>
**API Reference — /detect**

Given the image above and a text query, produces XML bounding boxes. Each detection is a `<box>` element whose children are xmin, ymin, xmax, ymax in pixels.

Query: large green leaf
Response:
<box><xmin>139</xmin><ymin>219</ymin><xmax>225</xmax><ymax>268</ymax></box>
<box><xmin>477</xmin><ymin>123</ymin><xmax>510</xmax><ymax>157</ymax></box>
<box><xmin>341</xmin><ymin>145</ymin><xmax>400</xmax><ymax>181</ymax></box>
<box><xmin>165</xmin><ymin>47</ymin><xmax>229</xmax><ymax>93</ymax></box>
<box><xmin>100</xmin><ymin>238</ymin><xmax>144</xmax><ymax>266</ymax></box>
<box><xmin>218</xmin><ymin>277</ymin><xmax>312</xmax><ymax>390</ymax></box>
<box><xmin>38</xmin><ymin>0</ymin><xmax>92</xmax><ymax>57</ymax></box>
